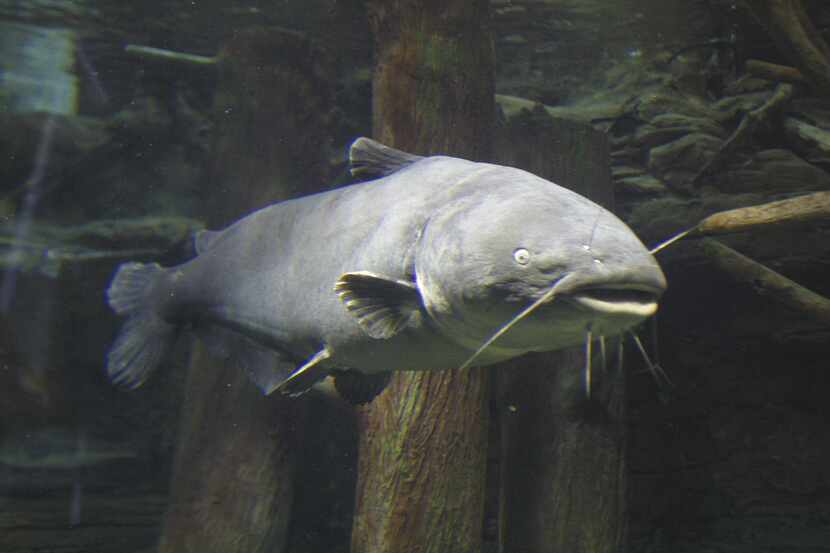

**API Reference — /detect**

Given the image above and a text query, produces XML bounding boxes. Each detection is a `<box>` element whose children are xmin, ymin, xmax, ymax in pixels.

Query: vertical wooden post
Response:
<box><xmin>350</xmin><ymin>2</ymin><xmax>495</xmax><ymax>553</ymax></box>
<box><xmin>367</xmin><ymin>0</ymin><xmax>494</xmax><ymax>160</ymax></box>
<box><xmin>158</xmin><ymin>28</ymin><xmax>332</xmax><ymax>553</ymax></box>
<box><xmin>498</xmin><ymin>348</ymin><xmax>628</xmax><ymax>553</ymax></box>
<box><xmin>494</xmin><ymin>115</ymin><xmax>627</xmax><ymax>553</ymax></box>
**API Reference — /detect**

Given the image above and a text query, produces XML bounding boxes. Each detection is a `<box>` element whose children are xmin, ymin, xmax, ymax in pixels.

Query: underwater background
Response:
<box><xmin>1</xmin><ymin>1</ymin><xmax>830</xmax><ymax>552</ymax></box>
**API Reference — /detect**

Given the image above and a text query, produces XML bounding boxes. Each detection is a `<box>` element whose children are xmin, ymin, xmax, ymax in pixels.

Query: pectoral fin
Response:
<box><xmin>335</xmin><ymin>271</ymin><xmax>423</xmax><ymax>339</ymax></box>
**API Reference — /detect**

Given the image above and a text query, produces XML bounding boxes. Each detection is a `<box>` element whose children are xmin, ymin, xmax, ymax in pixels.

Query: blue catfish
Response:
<box><xmin>106</xmin><ymin>138</ymin><xmax>666</xmax><ymax>403</ymax></box>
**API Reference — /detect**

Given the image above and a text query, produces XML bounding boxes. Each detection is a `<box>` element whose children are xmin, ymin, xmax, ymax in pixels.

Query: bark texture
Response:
<box><xmin>203</xmin><ymin>27</ymin><xmax>333</xmax><ymax>226</ymax></box>
<box><xmin>351</xmin><ymin>2</ymin><xmax>495</xmax><ymax>553</ymax></box>
<box><xmin>493</xmin><ymin>115</ymin><xmax>627</xmax><ymax>553</ymax></box>
<box><xmin>499</xmin><ymin>348</ymin><xmax>628</xmax><ymax>553</ymax></box>
<box><xmin>367</xmin><ymin>0</ymin><xmax>494</xmax><ymax>159</ymax></box>
<box><xmin>695</xmin><ymin>190</ymin><xmax>830</xmax><ymax>236</ymax></box>
<box><xmin>159</xmin><ymin>28</ymin><xmax>332</xmax><ymax>553</ymax></box>
<box><xmin>352</xmin><ymin>369</ymin><xmax>490</xmax><ymax>553</ymax></box>
<box><xmin>158</xmin><ymin>346</ymin><xmax>304</xmax><ymax>553</ymax></box>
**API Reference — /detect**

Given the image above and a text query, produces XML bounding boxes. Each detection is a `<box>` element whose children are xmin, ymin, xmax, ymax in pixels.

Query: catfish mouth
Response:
<box><xmin>568</xmin><ymin>284</ymin><xmax>662</xmax><ymax>318</ymax></box>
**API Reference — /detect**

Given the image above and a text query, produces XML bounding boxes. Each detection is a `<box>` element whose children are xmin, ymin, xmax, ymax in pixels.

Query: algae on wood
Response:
<box><xmin>352</xmin><ymin>369</ymin><xmax>490</xmax><ymax>553</ymax></box>
<box><xmin>351</xmin><ymin>2</ymin><xmax>494</xmax><ymax>553</ymax></box>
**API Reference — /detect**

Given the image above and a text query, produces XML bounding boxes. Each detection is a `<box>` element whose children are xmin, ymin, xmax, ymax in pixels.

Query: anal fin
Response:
<box><xmin>196</xmin><ymin>326</ymin><xmax>298</xmax><ymax>395</ymax></box>
<box><xmin>276</xmin><ymin>349</ymin><xmax>332</xmax><ymax>397</ymax></box>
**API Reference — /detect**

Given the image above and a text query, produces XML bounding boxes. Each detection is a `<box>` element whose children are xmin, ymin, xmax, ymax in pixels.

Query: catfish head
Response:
<box><xmin>413</xmin><ymin>169</ymin><xmax>667</xmax><ymax>361</ymax></box>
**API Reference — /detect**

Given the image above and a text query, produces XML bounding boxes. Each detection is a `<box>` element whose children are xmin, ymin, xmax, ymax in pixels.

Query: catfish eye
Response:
<box><xmin>513</xmin><ymin>248</ymin><xmax>530</xmax><ymax>265</ymax></box>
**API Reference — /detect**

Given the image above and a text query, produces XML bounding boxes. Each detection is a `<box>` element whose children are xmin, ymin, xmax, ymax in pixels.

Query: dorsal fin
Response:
<box><xmin>349</xmin><ymin>137</ymin><xmax>423</xmax><ymax>178</ymax></box>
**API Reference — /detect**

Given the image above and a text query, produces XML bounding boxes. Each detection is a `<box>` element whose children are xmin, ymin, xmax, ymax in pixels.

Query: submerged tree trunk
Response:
<box><xmin>494</xmin><ymin>115</ymin><xmax>627</xmax><ymax>553</ymax></box>
<box><xmin>159</xmin><ymin>28</ymin><xmax>332</xmax><ymax>553</ymax></box>
<box><xmin>498</xmin><ymin>348</ymin><xmax>628</xmax><ymax>553</ymax></box>
<box><xmin>351</xmin><ymin>2</ymin><xmax>495</xmax><ymax>553</ymax></box>
<box><xmin>367</xmin><ymin>0</ymin><xmax>494</xmax><ymax>160</ymax></box>
<box><xmin>158</xmin><ymin>346</ymin><xmax>304</xmax><ymax>553</ymax></box>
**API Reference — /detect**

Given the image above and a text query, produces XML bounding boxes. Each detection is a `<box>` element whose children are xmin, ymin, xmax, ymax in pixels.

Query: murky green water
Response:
<box><xmin>2</xmin><ymin>2</ymin><xmax>830</xmax><ymax>552</ymax></box>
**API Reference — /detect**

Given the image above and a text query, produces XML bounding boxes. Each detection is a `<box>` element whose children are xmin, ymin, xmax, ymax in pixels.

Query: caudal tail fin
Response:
<box><xmin>105</xmin><ymin>262</ymin><xmax>177</xmax><ymax>389</ymax></box>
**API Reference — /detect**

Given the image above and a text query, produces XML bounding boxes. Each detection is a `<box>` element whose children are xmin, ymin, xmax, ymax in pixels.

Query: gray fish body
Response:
<box><xmin>106</xmin><ymin>138</ymin><xmax>666</xmax><ymax>401</ymax></box>
<box><xmin>163</xmin><ymin>157</ymin><xmax>486</xmax><ymax>370</ymax></box>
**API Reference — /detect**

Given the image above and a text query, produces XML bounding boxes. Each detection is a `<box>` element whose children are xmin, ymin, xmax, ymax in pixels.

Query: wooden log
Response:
<box><xmin>203</xmin><ymin>27</ymin><xmax>333</xmax><ymax>226</ymax></box>
<box><xmin>367</xmin><ymin>0</ymin><xmax>494</xmax><ymax>160</ymax></box>
<box><xmin>744</xmin><ymin>0</ymin><xmax>830</xmax><ymax>95</ymax></box>
<box><xmin>158</xmin><ymin>27</ymin><xmax>332</xmax><ymax>553</ymax></box>
<box><xmin>351</xmin><ymin>2</ymin><xmax>494</xmax><ymax>553</ymax></box>
<box><xmin>499</xmin><ymin>347</ymin><xmax>628</xmax><ymax>553</ymax></box>
<box><xmin>494</xmin><ymin>109</ymin><xmax>613</xmax><ymax>210</ymax></box>
<box><xmin>352</xmin><ymin>369</ymin><xmax>490</xmax><ymax>553</ymax></box>
<box><xmin>745</xmin><ymin>59</ymin><xmax>805</xmax><ymax>83</ymax></box>
<box><xmin>648</xmin><ymin>191</ymin><xmax>830</xmax><ymax>255</ymax></box>
<box><xmin>701</xmin><ymin>238</ymin><xmax>830</xmax><ymax>325</ymax></box>
<box><xmin>158</xmin><ymin>346</ymin><xmax>305</xmax><ymax>553</ymax></box>
<box><xmin>693</xmin><ymin>190</ymin><xmax>830</xmax><ymax>236</ymax></box>
<box><xmin>494</xmin><ymin>112</ymin><xmax>626</xmax><ymax>553</ymax></box>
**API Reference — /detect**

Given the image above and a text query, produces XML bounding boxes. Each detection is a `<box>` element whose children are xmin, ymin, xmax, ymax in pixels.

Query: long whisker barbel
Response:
<box><xmin>585</xmin><ymin>328</ymin><xmax>593</xmax><ymax>399</ymax></box>
<box><xmin>649</xmin><ymin>227</ymin><xmax>693</xmax><ymax>255</ymax></box>
<box><xmin>599</xmin><ymin>335</ymin><xmax>607</xmax><ymax>373</ymax></box>
<box><xmin>456</xmin><ymin>276</ymin><xmax>573</xmax><ymax>371</ymax></box>
<box><xmin>629</xmin><ymin>331</ymin><xmax>674</xmax><ymax>389</ymax></box>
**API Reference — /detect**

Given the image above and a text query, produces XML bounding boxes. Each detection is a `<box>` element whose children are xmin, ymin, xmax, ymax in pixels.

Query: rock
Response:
<box><xmin>783</xmin><ymin>117</ymin><xmax>830</xmax><ymax>167</ymax></box>
<box><xmin>712</xmin><ymin>93</ymin><xmax>769</xmax><ymax>122</ymax></box>
<box><xmin>0</xmin><ymin>427</ymin><xmax>136</xmax><ymax>470</ymax></box>
<box><xmin>501</xmin><ymin>34</ymin><xmax>528</xmax><ymax>45</ymax></box>
<box><xmin>60</xmin><ymin>216</ymin><xmax>203</xmax><ymax>252</ymax></box>
<box><xmin>714</xmin><ymin>149</ymin><xmax>830</xmax><ymax>194</ymax></box>
<box><xmin>494</xmin><ymin>5</ymin><xmax>526</xmax><ymax>17</ymax></box>
<box><xmin>634</xmin><ymin>125</ymin><xmax>692</xmax><ymax>150</ymax></box>
<box><xmin>633</xmin><ymin>113</ymin><xmax>726</xmax><ymax>149</ymax></box>
<box><xmin>611</xmin><ymin>165</ymin><xmax>646</xmax><ymax>179</ymax></box>
<box><xmin>789</xmin><ymin>98</ymin><xmax>830</xmax><ymax>130</ymax></box>
<box><xmin>651</xmin><ymin>113</ymin><xmax>726</xmax><ymax>136</ymax></box>
<box><xmin>496</xmin><ymin>93</ymin><xmax>623</xmax><ymax>123</ymax></box>
<box><xmin>630</xmin><ymin>91</ymin><xmax>719</xmax><ymax>124</ymax></box>
<box><xmin>648</xmin><ymin>132</ymin><xmax>722</xmax><ymax>188</ymax></box>
<box><xmin>610</xmin><ymin>147</ymin><xmax>646</xmax><ymax>166</ymax></box>
<box><xmin>0</xmin><ymin>216</ymin><xmax>202</xmax><ymax>278</ymax></box>
<box><xmin>617</xmin><ymin>174</ymin><xmax>668</xmax><ymax>196</ymax></box>
<box><xmin>722</xmin><ymin>75</ymin><xmax>777</xmax><ymax>96</ymax></box>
